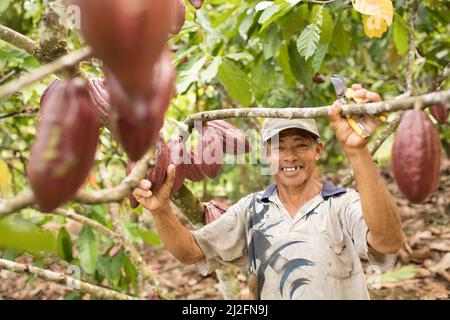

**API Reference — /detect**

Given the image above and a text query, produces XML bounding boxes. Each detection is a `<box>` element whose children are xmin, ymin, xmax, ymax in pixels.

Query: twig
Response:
<box><xmin>0</xmin><ymin>24</ymin><xmax>37</xmax><ymax>56</ymax></box>
<box><xmin>0</xmin><ymin>148</ymin><xmax>154</xmax><ymax>216</ymax></box>
<box><xmin>0</xmin><ymin>46</ymin><xmax>93</xmax><ymax>101</ymax></box>
<box><xmin>184</xmin><ymin>90</ymin><xmax>450</xmax><ymax>126</ymax></box>
<box><xmin>53</xmin><ymin>208</ymin><xmax>118</xmax><ymax>240</ymax></box>
<box><xmin>0</xmin><ymin>258</ymin><xmax>137</xmax><ymax>300</ymax></box>
<box><xmin>405</xmin><ymin>0</ymin><xmax>418</xmax><ymax>95</ymax></box>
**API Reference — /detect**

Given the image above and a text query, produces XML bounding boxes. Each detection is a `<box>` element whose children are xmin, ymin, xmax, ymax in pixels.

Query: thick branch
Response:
<box><xmin>185</xmin><ymin>90</ymin><xmax>450</xmax><ymax>126</ymax></box>
<box><xmin>0</xmin><ymin>24</ymin><xmax>37</xmax><ymax>56</ymax></box>
<box><xmin>0</xmin><ymin>258</ymin><xmax>137</xmax><ymax>300</ymax></box>
<box><xmin>171</xmin><ymin>184</ymin><xmax>205</xmax><ymax>226</ymax></box>
<box><xmin>36</xmin><ymin>0</ymin><xmax>69</xmax><ymax>63</ymax></box>
<box><xmin>0</xmin><ymin>149</ymin><xmax>154</xmax><ymax>216</ymax></box>
<box><xmin>0</xmin><ymin>46</ymin><xmax>93</xmax><ymax>102</ymax></box>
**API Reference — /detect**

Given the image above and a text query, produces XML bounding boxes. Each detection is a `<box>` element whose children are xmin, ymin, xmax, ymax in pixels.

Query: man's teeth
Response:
<box><xmin>281</xmin><ymin>166</ymin><xmax>302</xmax><ymax>172</ymax></box>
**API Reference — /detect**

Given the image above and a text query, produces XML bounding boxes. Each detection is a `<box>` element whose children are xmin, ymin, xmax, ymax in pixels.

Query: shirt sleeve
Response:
<box><xmin>191</xmin><ymin>196</ymin><xmax>250</xmax><ymax>276</ymax></box>
<box><xmin>341</xmin><ymin>189</ymin><xmax>397</xmax><ymax>272</ymax></box>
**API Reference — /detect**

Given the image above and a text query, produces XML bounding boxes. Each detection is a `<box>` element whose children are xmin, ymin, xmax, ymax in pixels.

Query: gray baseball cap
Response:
<box><xmin>262</xmin><ymin>118</ymin><xmax>320</xmax><ymax>142</ymax></box>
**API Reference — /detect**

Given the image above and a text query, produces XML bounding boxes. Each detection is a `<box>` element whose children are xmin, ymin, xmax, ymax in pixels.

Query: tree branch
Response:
<box><xmin>184</xmin><ymin>90</ymin><xmax>450</xmax><ymax>126</ymax></box>
<box><xmin>0</xmin><ymin>24</ymin><xmax>37</xmax><ymax>56</ymax></box>
<box><xmin>0</xmin><ymin>148</ymin><xmax>154</xmax><ymax>216</ymax></box>
<box><xmin>0</xmin><ymin>258</ymin><xmax>137</xmax><ymax>300</ymax></box>
<box><xmin>0</xmin><ymin>46</ymin><xmax>93</xmax><ymax>102</ymax></box>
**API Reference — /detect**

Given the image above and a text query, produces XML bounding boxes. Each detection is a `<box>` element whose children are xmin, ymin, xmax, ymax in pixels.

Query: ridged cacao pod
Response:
<box><xmin>170</xmin><ymin>0</ymin><xmax>186</xmax><ymax>35</ymax></box>
<box><xmin>40</xmin><ymin>79</ymin><xmax>59</xmax><ymax>107</ymax></box>
<box><xmin>108</xmin><ymin>50</ymin><xmax>175</xmax><ymax>161</ymax></box>
<box><xmin>188</xmin><ymin>0</ymin><xmax>204</xmax><ymax>9</ymax></box>
<box><xmin>207</xmin><ymin>120</ymin><xmax>251</xmax><ymax>155</ymax></box>
<box><xmin>167</xmin><ymin>136</ymin><xmax>188</xmax><ymax>194</ymax></box>
<box><xmin>429</xmin><ymin>103</ymin><xmax>448</xmax><ymax>125</ymax></box>
<box><xmin>196</xmin><ymin>126</ymin><xmax>223</xmax><ymax>178</ymax></box>
<box><xmin>391</xmin><ymin>110</ymin><xmax>441</xmax><ymax>204</ymax></box>
<box><xmin>204</xmin><ymin>200</ymin><xmax>229</xmax><ymax>224</ymax></box>
<box><xmin>71</xmin><ymin>0</ymin><xmax>174</xmax><ymax>96</ymax></box>
<box><xmin>185</xmin><ymin>150</ymin><xmax>207</xmax><ymax>182</ymax></box>
<box><xmin>128</xmin><ymin>138</ymin><xmax>169</xmax><ymax>208</ymax></box>
<box><xmin>86</xmin><ymin>78</ymin><xmax>111</xmax><ymax>125</ymax></box>
<box><xmin>28</xmin><ymin>78</ymin><xmax>101</xmax><ymax>212</ymax></box>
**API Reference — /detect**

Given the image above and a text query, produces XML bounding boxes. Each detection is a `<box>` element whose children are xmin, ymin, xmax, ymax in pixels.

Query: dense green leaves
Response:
<box><xmin>218</xmin><ymin>59</ymin><xmax>253</xmax><ymax>106</ymax></box>
<box><xmin>77</xmin><ymin>226</ymin><xmax>99</xmax><ymax>275</ymax></box>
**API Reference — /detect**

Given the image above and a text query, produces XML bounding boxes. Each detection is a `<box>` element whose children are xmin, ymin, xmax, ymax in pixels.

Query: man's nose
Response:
<box><xmin>282</xmin><ymin>148</ymin><xmax>298</xmax><ymax>161</ymax></box>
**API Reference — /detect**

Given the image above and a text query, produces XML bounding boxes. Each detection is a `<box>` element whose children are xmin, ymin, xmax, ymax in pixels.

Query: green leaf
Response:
<box><xmin>22</xmin><ymin>56</ymin><xmax>41</xmax><ymax>72</ymax></box>
<box><xmin>277</xmin><ymin>41</ymin><xmax>296</xmax><ymax>84</ymax></box>
<box><xmin>225</xmin><ymin>52</ymin><xmax>254</xmax><ymax>63</ymax></box>
<box><xmin>393</xmin><ymin>14</ymin><xmax>409</xmax><ymax>55</ymax></box>
<box><xmin>263</xmin><ymin>24</ymin><xmax>281</xmax><ymax>60</ymax></box>
<box><xmin>139</xmin><ymin>229</ymin><xmax>162</xmax><ymax>247</ymax></box>
<box><xmin>371</xmin><ymin>265</ymin><xmax>418</xmax><ymax>285</ymax></box>
<box><xmin>296</xmin><ymin>24</ymin><xmax>321</xmax><ymax>61</ymax></box>
<box><xmin>0</xmin><ymin>0</ymin><xmax>12</xmax><ymax>12</ymax></box>
<box><xmin>258</xmin><ymin>4</ymin><xmax>280</xmax><ymax>25</ymax></box>
<box><xmin>331</xmin><ymin>16</ymin><xmax>351</xmax><ymax>55</ymax></box>
<box><xmin>176</xmin><ymin>57</ymin><xmax>207</xmax><ymax>94</ymax></box>
<box><xmin>120</xmin><ymin>218</ymin><xmax>142</xmax><ymax>244</ymax></box>
<box><xmin>77</xmin><ymin>226</ymin><xmax>99</xmax><ymax>275</ymax></box>
<box><xmin>239</xmin><ymin>13</ymin><xmax>254</xmax><ymax>40</ymax></box>
<box><xmin>311</xmin><ymin>43</ymin><xmax>329</xmax><ymax>73</ymax></box>
<box><xmin>218</xmin><ymin>59</ymin><xmax>253</xmax><ymax>106</ymax></box>
<box><xmin>56</xmin><ymin>227</ymin><xmax>73</xmax><ymax>262</ymax></box>
<box><xmin>200</xmin><ymin>56</ymin><xmax>222</xmax><ymax>84</ymax></box>
<box><xmin>289</xmin><ymin>41</ymin><xmax>313</xmax><ymax>86</ymax></box>
<box><xmin>258</xmin><ymin>0</ymin><xmax>301</xmax><ymax>33</ymax></box>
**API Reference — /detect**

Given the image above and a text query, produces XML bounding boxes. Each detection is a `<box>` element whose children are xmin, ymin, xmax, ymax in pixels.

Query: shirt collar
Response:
<box><xmin>261</xmin><ymin>181</ymin><xmax>347</xmax><ymax>203</ymax></box>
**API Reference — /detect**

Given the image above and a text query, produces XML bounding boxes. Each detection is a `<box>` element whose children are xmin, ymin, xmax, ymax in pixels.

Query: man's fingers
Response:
<box><xmin>139</xmin><ymin>179</ymin><xmax>152</xmax><ymax>189</ymax></box>
<box><xmin>366</xmin><ymin>91</ymin><xmax>382</xmax><ymax>102</ymax></box>
<box><xmin>354</xmin><ymin>89</ymin><xmax>368</xmax><ymax>99</ymax></box>
<box><xmin>159</xmin><ymin>164</ymin><xmax>176</xmax><ymax>195</ymax></box>
<box><xmin>133</xmin><ymin>188</ymin><xmax>152</xmax><ymax>199</ymax></box>
<box><xmin>328</xmin><ymin>102</ymin><xmax>343</xmax><ymax>121</ymax></box>
<box><xmin>351</xmin><ymin>84</ymin><xmax>363</xmax><ymax>90</ymax></box>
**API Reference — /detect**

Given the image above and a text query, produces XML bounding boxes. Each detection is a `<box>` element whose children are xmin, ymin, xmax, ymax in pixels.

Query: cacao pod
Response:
<box><xmin>185</xmin><ymin>150</ymin><xmax>207</xmax><ymax>182</ymax></box>
<box><xmin>28</xmin><ymin>78</ymin><xmax>101</xmax><ymax>212</ymax></box>
<box><xmin>108</xmin><ymin>50</ymin><xmax>175</xmax><ymax>161</ymax></box>
<box><xmin>391</xmin><ymin>110</ymin><xmax>441</xmax><ymax>204</ymax></box>
<box><xmin>72</xmin><ymin>0</ymin><xmax>173</xmax><ymax>96</ymax></box>
<box><xmin>40</xmin><ymin>79</ymin><xmax>59</xmax><ymax>107</ymax></box>
<box><xmin>196</xmin><ymin>126</ymin><xmax>223</xmax><ymax>178</ymax></box>
<box><xmin>167</xmin><ymin>136</ymin><xmax>188</xmax><ymax>194</ymax></box>
<box><xmin>204</xmin><ymin>200</ymin><xmax>229</xmax><ymax>224</ymax></box>
<box><xmin>207</xmin><ymin>120</ymin><xmax>251</xmax><ymax>155</ymax></box>
<box><xmin>429</xmin><ymin>103</ymin><xmax>448</xmax><ymax>125</ymax></box>
<box><xmin>188</xmin><ymin>0</ymin><xmax>204</xmax><ymax>9</ymax></box>
<box><xmin>86</xmin><ymin>78</ymin><xmax>111</xmax><ymax>125</ymax></box>
<box><xmin>128</xmin><ymin>137</ymin><xmax>169</xmax><ymax>208</ymax></box>
<box><xmin>170</xmin><ymin>0</ymin><xmax>186</xmax><ymax>35</ymax></box>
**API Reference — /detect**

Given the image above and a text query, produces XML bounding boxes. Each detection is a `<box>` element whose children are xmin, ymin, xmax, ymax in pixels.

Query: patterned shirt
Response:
<box><xmin>191</xmin><ymin>181</ymin><xmax>397</xmax><ymax>300</ymax></box>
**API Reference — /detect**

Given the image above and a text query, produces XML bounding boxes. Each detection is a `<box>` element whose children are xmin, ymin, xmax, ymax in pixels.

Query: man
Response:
<box><xmin>132</xmin><ymin>85</ymin><xmax>405</xmax><ymax>299</ymax></box>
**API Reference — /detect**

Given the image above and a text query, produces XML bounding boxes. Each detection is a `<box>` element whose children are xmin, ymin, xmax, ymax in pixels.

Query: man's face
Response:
<box><xmin>267</xmin><ymin>128</ymin><xmax>323</xmax><ymax>188</ymax></box>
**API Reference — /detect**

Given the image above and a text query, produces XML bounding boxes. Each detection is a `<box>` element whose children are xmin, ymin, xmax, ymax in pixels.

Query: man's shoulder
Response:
<box><xmin>232</xmin><ymin>189</ymin><xmax>266</xmax><ymax>211</ymax></box>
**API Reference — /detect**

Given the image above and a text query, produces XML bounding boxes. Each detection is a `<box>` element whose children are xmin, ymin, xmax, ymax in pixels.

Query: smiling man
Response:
<box><xmin>132</xmin><ymin>86</ymin><xmax>405</xmax><ymax>300</ymax></box>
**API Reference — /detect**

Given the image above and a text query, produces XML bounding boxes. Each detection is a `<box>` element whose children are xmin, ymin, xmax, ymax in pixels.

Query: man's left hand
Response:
<box><xmin>328</xmin><ymin>84</ymin><xmax>382</xmax><ymax>153</ymax></box>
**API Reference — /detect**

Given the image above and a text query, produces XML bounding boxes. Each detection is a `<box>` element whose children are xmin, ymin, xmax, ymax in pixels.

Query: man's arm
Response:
<box><xmin>328</xmin><ymin>85</ymin><xmax>406</xmax><ymax>254</ymax></box>
<box><xmin>133</xmin><ymin>165</ymin><xmax>204</xmax><ymax>264</ymax></box>
<box><xmin>345</xmin><ymin>147</ymin><xmax>405</xmax><ymax>254</ymax></box>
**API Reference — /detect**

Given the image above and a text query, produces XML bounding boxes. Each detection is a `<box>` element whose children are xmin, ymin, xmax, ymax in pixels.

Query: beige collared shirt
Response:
<box><xmin>191</xmin><ymin>181</ymin><xmax>396</xmax><ymax>300</ymax></box>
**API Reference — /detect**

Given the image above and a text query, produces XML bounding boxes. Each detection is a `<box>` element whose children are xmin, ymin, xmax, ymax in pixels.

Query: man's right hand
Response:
<box><xmin>132</xmin><ymin>164</ymin><xmax>176</xmax><ymax>213</ymax></box>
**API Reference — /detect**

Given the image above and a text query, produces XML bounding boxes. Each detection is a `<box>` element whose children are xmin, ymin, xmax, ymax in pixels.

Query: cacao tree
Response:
<box><xmin>0</xmin><ymin>0</ymin><xmax>448</xmax><ymax>300</ymax></box>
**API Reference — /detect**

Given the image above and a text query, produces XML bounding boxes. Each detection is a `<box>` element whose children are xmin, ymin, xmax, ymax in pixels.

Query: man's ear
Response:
<box><xmin>315</xmin><ymin>141</ymin><xmax>324</xmax><ymax>160</ymax></box>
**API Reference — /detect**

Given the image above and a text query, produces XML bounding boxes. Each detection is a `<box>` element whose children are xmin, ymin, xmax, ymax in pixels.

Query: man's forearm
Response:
<box><xmin>345</xmin><ymin>147</ymin><xmax>405</xmax><ymax>253</ymax></box>
<box><xmin>150</xmin><ymin>206</ymin><xmax>205</xmax><ymax>264</ymax></box>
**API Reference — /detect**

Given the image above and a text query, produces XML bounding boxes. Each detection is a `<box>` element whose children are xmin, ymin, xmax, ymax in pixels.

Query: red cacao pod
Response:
<box><xmin>86</xmin><ymin>78</ymin><xmax>111</xmax><ymax>125</ymax></box>
<box><xmin>196</xmin><ymin>126</ymin><xmax>223</xmax><ymax>178</ymax></box>
<box><xmin>28</xmin><ymin>78</ymin><xmax>101</xmax><ymax>212</ymax></box>
<box><xmin>40</xmin><ymin>79</ymin><xmax>59</xmax><ymax>107</ymax></box>
<box><xmin>108</xmin><ymin>50</ymin><xmax>175</xmax><ymax>161</ymax></box>
<box><xmin>188</xmin><ymin>0</ymin><xmax>204</xmax><ymax>9</ymax></box>
<box><xmin>128</xmin><ymin>137</ymin><xmax>169</xmax><ymax>208</ymax></box>
<box><xmin>170</xmin><ymin>0</ymin><xmax>186</xmax><ymax>35</ymax></box>
<box><xmin>185</xmin><ymin>150</ymin><xmax>207</xmax><ymax>182</ymax></box>
<box><xmin>204</xmin><ymin>200</ymin><xmax>229</xmax><ymax>224</ymax></box>
<box><xmin>391</xmin><ymin>110</ymin><xmax>441</xmax><ymax>204</ymax></box>
<box><xmin>167</xmin><ymin>136</ymin><xmax>188</xmax><ymax>194</ymax></box>
<box><xmin>72</xmin><ymin>0</ymin><xmax>174</xmax><ymax>96</ymax></box>
<box><xmin>207</xmin><ymin>120</ymin><xmax>251</xmax><ymax>155</ymax></box>
<box><xmin>429</xmin><ymin>103</ymin><xmax>448</xmax><ymax>124</ymax></box>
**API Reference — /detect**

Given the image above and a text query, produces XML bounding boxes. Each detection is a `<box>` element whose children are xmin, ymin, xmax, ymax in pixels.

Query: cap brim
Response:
<box><xmin>263</xmin><ymin>126</ymin><xmax>320</xmax><ymax>142</ymax></box>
